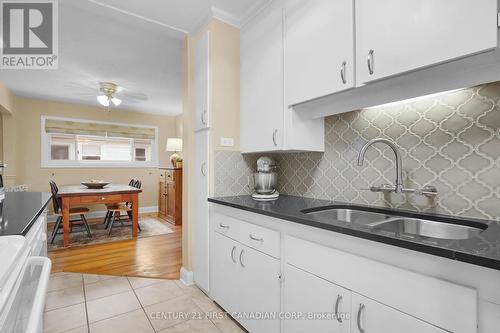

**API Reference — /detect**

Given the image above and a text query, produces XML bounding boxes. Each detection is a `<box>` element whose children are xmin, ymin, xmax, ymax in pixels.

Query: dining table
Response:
<box><xmin>56</xmin><ymin>184</ymin><xmax>142</xmax><ymax>247</ymax></box>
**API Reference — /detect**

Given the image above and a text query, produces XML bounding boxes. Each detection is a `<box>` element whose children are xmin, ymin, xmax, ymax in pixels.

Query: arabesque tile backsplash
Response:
<box><xmin>214</xmin><ymin>81</ymin><xmax>500</xmax><ymax>221</ymax></box>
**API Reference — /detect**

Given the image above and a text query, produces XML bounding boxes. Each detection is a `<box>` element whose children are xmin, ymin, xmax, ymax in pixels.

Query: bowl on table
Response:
<box><xmin>81</xmin><ymin>181</ymin><xmax>110</xmax><ymax>189</ymax></box>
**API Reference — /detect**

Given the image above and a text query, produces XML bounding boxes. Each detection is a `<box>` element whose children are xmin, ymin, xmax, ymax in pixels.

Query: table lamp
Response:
<box><xmin>166</xmin><ymin>138</ymin><xmax>183</xmax><ymax>167</ymax></box>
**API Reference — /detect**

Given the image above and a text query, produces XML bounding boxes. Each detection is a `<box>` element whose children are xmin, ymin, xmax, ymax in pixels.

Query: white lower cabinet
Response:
<box><xmin>350</xmin><ymin>293</ymin><xmax>446</xmax><ymax>333</ymax></box>
<box><xmin>211</xmin><ymin>232</ymin><xmax>240</xmax><ymax>314</ymax></box>
<box><xmin>283</xmin><ymin>263</ymin><xmax>446</xmax><ymax>333</ymax></box>
<box><xmin>283</xmin><ymin>264</ymin><xmax>351</xmax><ymax>333</ymax></box>
<box><xmin>211</xmin><ymin>231</ymin><xmax>281</xmax><ymax>333</ymax></box>
<box><xmin>210</xmin><ymin>207</ymin><xmax>479</xmax><ymax>333</ymax></box>
<box><xmin>239</xmin><ymin>245</ymin><xmax>281</xmax><ymax>333</ymax></box>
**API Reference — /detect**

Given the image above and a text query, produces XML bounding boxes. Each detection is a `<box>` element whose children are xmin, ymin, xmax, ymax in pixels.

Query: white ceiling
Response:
<box><xmin>0</xmin><ymin>0</ymin><xmax>269</xmax><ymax>115</ymax></box>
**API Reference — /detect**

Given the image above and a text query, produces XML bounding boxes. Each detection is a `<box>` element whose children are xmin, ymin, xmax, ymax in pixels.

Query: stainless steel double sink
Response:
<box><xmin>302</xmin><ymin>207</ymin><xmax>488</xmax><ymax>240</ymax></box>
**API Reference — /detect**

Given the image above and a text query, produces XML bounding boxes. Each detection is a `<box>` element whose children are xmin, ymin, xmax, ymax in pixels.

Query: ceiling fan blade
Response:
<box><xmin>118</xmin><ymin>90</ymin><xmax>148</xmax><ymax>101</ymax></box>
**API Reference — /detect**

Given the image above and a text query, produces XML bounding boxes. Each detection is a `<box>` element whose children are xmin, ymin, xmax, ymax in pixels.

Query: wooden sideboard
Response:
<box><xmin>158</xmin><ymin>168</ymin><xmax>182</xmax><ymax>225</ymax></box>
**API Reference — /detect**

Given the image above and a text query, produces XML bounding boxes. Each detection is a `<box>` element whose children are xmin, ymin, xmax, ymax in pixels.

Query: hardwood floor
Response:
<box><xmin>48</xmin><ymin>215</ymin><xmax>182</xmax><ymax>279</ymax></box>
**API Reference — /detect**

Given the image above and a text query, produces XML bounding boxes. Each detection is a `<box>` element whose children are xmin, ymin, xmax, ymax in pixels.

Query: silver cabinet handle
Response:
<box><xmin>272</xmin><ymin>129</ymin><xmax>278</xmax><ymax>147</ymax></box>
<box><xmin>367</xmin><ymin>49</ymin><xmax>374</xmax><ymax>75</ymax></box>
<box><xmin>340</xmin><ymin>61</ymin><xmax>347</xmax><ymax>84</ymax></box>
<box><xmin>239</xmin><ymin>249</ymin><xmax>245</xmax><ymax>267</ymax></box>
<box><xmin>249</xmin><ymin>234</ymin><xmax>264</xmax><ymax>242</ymax></box>
<box><xmin>219</xmin><ymin>223</ymin><xmax>229</xmax><ymax>229</ymax></box>
<box><xmin>334</xmin><ymin>294</ymin><xmax>343</xmax><ymax>323</ymax></box>
<box><xmin>200</xmin><ymin>162</ymin><xmax>206</xmax><ymax>176</ymax></box>
<box><xmin>357</xmin><ymin>303</ymin><xmax>365</xmax><ymax>333</ymax></box>
<box><xmin>201</xmin><ymin>110</ymin><xmax>207</xmax><ymax>125</ymax></box>
<box><xmin>230</xmin><ymin>246</ymin><xmax>236</xmax><ymax>263</ymax></box>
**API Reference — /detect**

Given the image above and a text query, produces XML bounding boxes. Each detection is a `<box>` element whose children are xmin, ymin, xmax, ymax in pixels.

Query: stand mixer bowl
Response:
<box><xmin>253</xmin><ymin>172</ymin><xmax>277</xmax><ymax>194</ymax></box>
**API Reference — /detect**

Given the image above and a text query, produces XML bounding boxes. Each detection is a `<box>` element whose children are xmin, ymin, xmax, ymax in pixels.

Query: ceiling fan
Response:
<box><xmin>64</xmin><ymin>81</ymin><xmax>148</xmax><ymax>110</ymax></box>
<box><xmin>97</xmin><ymin>82</ymin><xmax>122</xmax><ymax>107</ymax></box>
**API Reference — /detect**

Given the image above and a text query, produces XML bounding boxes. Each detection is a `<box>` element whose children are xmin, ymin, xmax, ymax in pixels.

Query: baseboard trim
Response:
<box><xmin>179</xmin><ymin>267</ymin><xmax>194</xmax><ymax>286</ymax></box>
<box><xmin>47</xmin><ymin>206</ymin><xmax>159</xmax><ymax>223</ymax></box>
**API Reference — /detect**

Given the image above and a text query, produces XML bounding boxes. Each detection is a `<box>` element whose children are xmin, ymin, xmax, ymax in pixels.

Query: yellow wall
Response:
<box><xmin>13</xmin><ymin>96</ymin><xmax>179</xmax><ymax>210</ymax></box>
<box><xmin>182</xmin><ymin>19</ymin><xmax>240</xmax><ymax>271</ymax></box>
<box><xmin>0</xmin><ymin>81</ymin><xmax>14</xmax><ymax>115</ymax></box>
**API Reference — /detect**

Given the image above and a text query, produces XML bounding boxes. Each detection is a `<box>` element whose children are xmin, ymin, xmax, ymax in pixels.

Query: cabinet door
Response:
<box><xmin>240</xmin><ymin>3</ymin><xmax>284</xmax><ymax>153</ymax></box>
<box><xmin>193</xmin><ymin>31</ymin><xmax>210</xmax><ymax>131</ymax></box>
<box><xmin>211</xmin><ymin>232</ymin><xmax>240</xmax><ymax>314</ymax></box>
<box><xmin>165</xmin><ymin>181</ymin><xmax>175</xmax><ymax>222</ymax></box>
<box><xmin>283</xmin><ymin>264</ymin><xmax>351</xmax><ymax>333</ymax></box>
<box><xmin>285</xmin><ymin>0</ymin><xmax>354</xmax><ymax>106</ymax></box>
<box><xmin>351</xmin><ymin>293</ymin><xmax>446</xmax><ymax>333</ymax></box>
<box><xmin>193</xmin><ymin>129</ymin><xmax>209</xmax><ymax>292</ymax></box>
<box><xmin>356</xmin><ymin>0</ymin><xmax>497</xmax><ymax>84</ymax></box>
<box><xmin>239</xmin><ymin>245</ymin><xmax>281</xmax><ymax>333</ymax></box>
<box><xmin>158</xmin><ymin>181</ymin><xmax>167</xmax><ymax>217</ymax></box>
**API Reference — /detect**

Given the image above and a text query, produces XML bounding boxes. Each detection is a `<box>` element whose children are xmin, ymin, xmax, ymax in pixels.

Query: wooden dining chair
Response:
<box><xmin>49</xmin><ymin>181</ymin><xmax>92</xmax><ymax>244</ymax></box>
<box><xmin>103</xmin><ymin>179</ymin><xmax>135</xmax><ymax>225</ymax></box>
<box><xmin>105</xmin><ymin>179</ymin><xmax>142</xmax><ymax>236</ymax></box>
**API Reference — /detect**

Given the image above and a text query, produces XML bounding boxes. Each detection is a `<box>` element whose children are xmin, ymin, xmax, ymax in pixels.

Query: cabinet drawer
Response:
<box><xmin>239</xmin><ymin>220</ymin><xmax>280</xmax><ymax>258</ymax></box>
<box><xmin>212</xmin><ymin>212</ymin><xmax>240</xmax><ymax>240</ymax></box>
<box><xmin>80</xmin><ymin>194</ymin><xmax>124</xmax><ymax>204</ymax></box>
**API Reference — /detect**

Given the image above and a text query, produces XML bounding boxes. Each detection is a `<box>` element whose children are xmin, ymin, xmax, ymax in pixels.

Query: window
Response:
<box><xmin>41</xmin><ymin>116</ymin><xmax>158</xmax><ymax>168</ymax></box>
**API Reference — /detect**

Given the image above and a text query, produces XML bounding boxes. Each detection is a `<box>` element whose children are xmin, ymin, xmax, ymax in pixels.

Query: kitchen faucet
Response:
<box><xmin>357</xmin><ymin>138</ymin><xmax>437</xmax><ymax>197</ymax></box>
<box><xmin>357</xmin><ymin>138</ymin><xmax>404</xmax><ymax>193</ymax></box>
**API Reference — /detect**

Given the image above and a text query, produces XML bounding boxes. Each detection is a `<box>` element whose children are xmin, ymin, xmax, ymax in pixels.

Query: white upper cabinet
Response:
<box><xmin>285</xmin><ymin>0</ymin><xmax>355</xmax><ymax>106</ymax></box>
<box><xmin>355</xmin><ymin>0</ymin><xmax>498</xmax><ymax>84</ymax></box>
<box><xmin>193</xmin><ymin>32</ymin><xmax>210</xmax><ymax>131</ymax></box>
<box><xmin>240</xmin><ymin>2</ymin><xmax>325</xmax><ymax>154</ymax></box>
<box><xmin>240</xmin><ymin>4</ymin><xmax>285</xmax><ymax>152</ymax></box>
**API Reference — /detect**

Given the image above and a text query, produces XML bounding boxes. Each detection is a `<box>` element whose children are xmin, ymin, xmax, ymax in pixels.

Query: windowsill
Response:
<box><xmin>41</xmin><ymin>162</ymin><xmax>160</xmax><ymax>169</ymax></box>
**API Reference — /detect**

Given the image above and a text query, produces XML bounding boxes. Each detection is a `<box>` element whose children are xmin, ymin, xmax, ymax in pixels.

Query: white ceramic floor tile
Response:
<box><xmin>176</xmin><ymin>283</ymin><xmax>205</xmax><ymax>298</ymax></box>
<box><xmin>159</xmin><ymin>319</ymin><xmax>220</xmax><ymax>333</ymax></box>
<box><xmin>83</xmin><ymin>274</ymin><xmax>116</xmax><ymax>285</ymax></box>
<box><xmin>86</xmin><ymin>291</ymin><xmax>141</xmax><ymax>323</ymax></box>
<box><xmin>190</xmin><ymin>291</ymin><xmax>218</xmax><ymax>312</ymax></box>
<box><xmin>45</xmin><ymin>285</ymin><xmax>85</xmax><ymax>312</ymax></box>
<box><xmin>89</xmin><ymin>309</ymin><xmax>154</xmax><ymax>333</ymax></box>
<box><xmin>134</xmin><ymin>280</ymin><xmax>184</xmax><ymax>307</ymax></box>
<box><xmin>144</xmin><ymin>296</ymin><xmax>201</xmax><ymax>332</ymax></box>
<box><xmin>210</xmin><ymin>316</ymin><xmax>247</xmax><ymax>333</ymax></box>
<box><xmin>84</xmin><ymin>277</ymin><xmax>131</xmax><ymax>301</ymax></box>
<box><xmin>128</xmin><ymin>276</ymin><xmax>165</xmax><ymax>290</ymax></box>
<box><xmin>43</xmin><ymin>303</ymin><xmax>87</xmax><ymax>333</ymax></box>
<box><xmin>63</xmin><ymin>325</ymin><xmax>89</xmax><ymax>333</ymax></box>
<box><xmin>47</xmin><ymin>273</ymin><xmax>83</xmax><ymax>292</ymax></box>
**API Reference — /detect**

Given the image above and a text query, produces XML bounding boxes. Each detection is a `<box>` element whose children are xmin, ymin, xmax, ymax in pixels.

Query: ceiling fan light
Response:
<box><xmin>97</xmin><ymin>95</ymin><xmax>110</xmax><ymax>107</ymax></box>
<box><xmin>111</xmin><ymin>97</ymin><xmax>122</xmax><ymax>106</ymax></box>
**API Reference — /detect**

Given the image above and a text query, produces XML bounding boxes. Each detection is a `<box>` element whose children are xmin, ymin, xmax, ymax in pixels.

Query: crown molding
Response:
<box><xmin>240</xmin><ymin>0</ymin><xmax>274</xmax><ymax>28</ymax></box>
<box><xmin>87</xmin><ymin>0</ymin><xmax>189</xmax><ymax>35</ymax></box>
<box><xmin>190</xmin><ymin>1</ymin><xmax>272</xmax><ymax>35</ymax></box>
<box><xmin>210</xmin><ymin>6</ymin><xmax>241</xmax><ymax>28</ymax></box>
<box><xmin>190</xmin><ymin>6</ymin><xmax>241</xmax><ymax>35</ymax></box>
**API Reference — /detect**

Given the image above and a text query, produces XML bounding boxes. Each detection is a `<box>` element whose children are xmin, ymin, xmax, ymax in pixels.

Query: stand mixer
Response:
<box><xmin>251</xmin><ymin>156</ymin><xmax>279</xmax><ymax>201</ymax></box>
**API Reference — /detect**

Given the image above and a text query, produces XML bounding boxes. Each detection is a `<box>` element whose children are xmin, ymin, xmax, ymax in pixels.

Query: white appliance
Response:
<box><xmin>0</xmin><ymin>236</ymin><xmax>51</xmax><ymax>333</ymax></box>
<box><xmin>25</xmin><ymin>212</ymin><xmax>48</xmax><ymax>258</ymax></box>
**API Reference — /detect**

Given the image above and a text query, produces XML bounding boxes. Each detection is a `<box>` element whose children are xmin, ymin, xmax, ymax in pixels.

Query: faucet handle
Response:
<box><xmin>361</xmin><ymin>184</ymin><xmax>396</xmax><ymax>193</ymax></box>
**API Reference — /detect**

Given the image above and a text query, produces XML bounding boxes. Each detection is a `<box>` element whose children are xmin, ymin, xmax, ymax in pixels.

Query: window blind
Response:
<box><xmin>45</xmin><ymin>119</ymin><xmax>156</xmax><ymax>140</ymax></box>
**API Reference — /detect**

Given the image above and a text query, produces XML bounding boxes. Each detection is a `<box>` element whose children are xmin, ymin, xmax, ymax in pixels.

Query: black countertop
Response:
<box><xmin>208</xmin><ymin>195</ymin><xmax>500</xmax><ymax>271</ymax></box>
<box><xmin>0</xmin><ymin>192</ymin><xmax>52</xmax><ymax>236</ymax></box>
